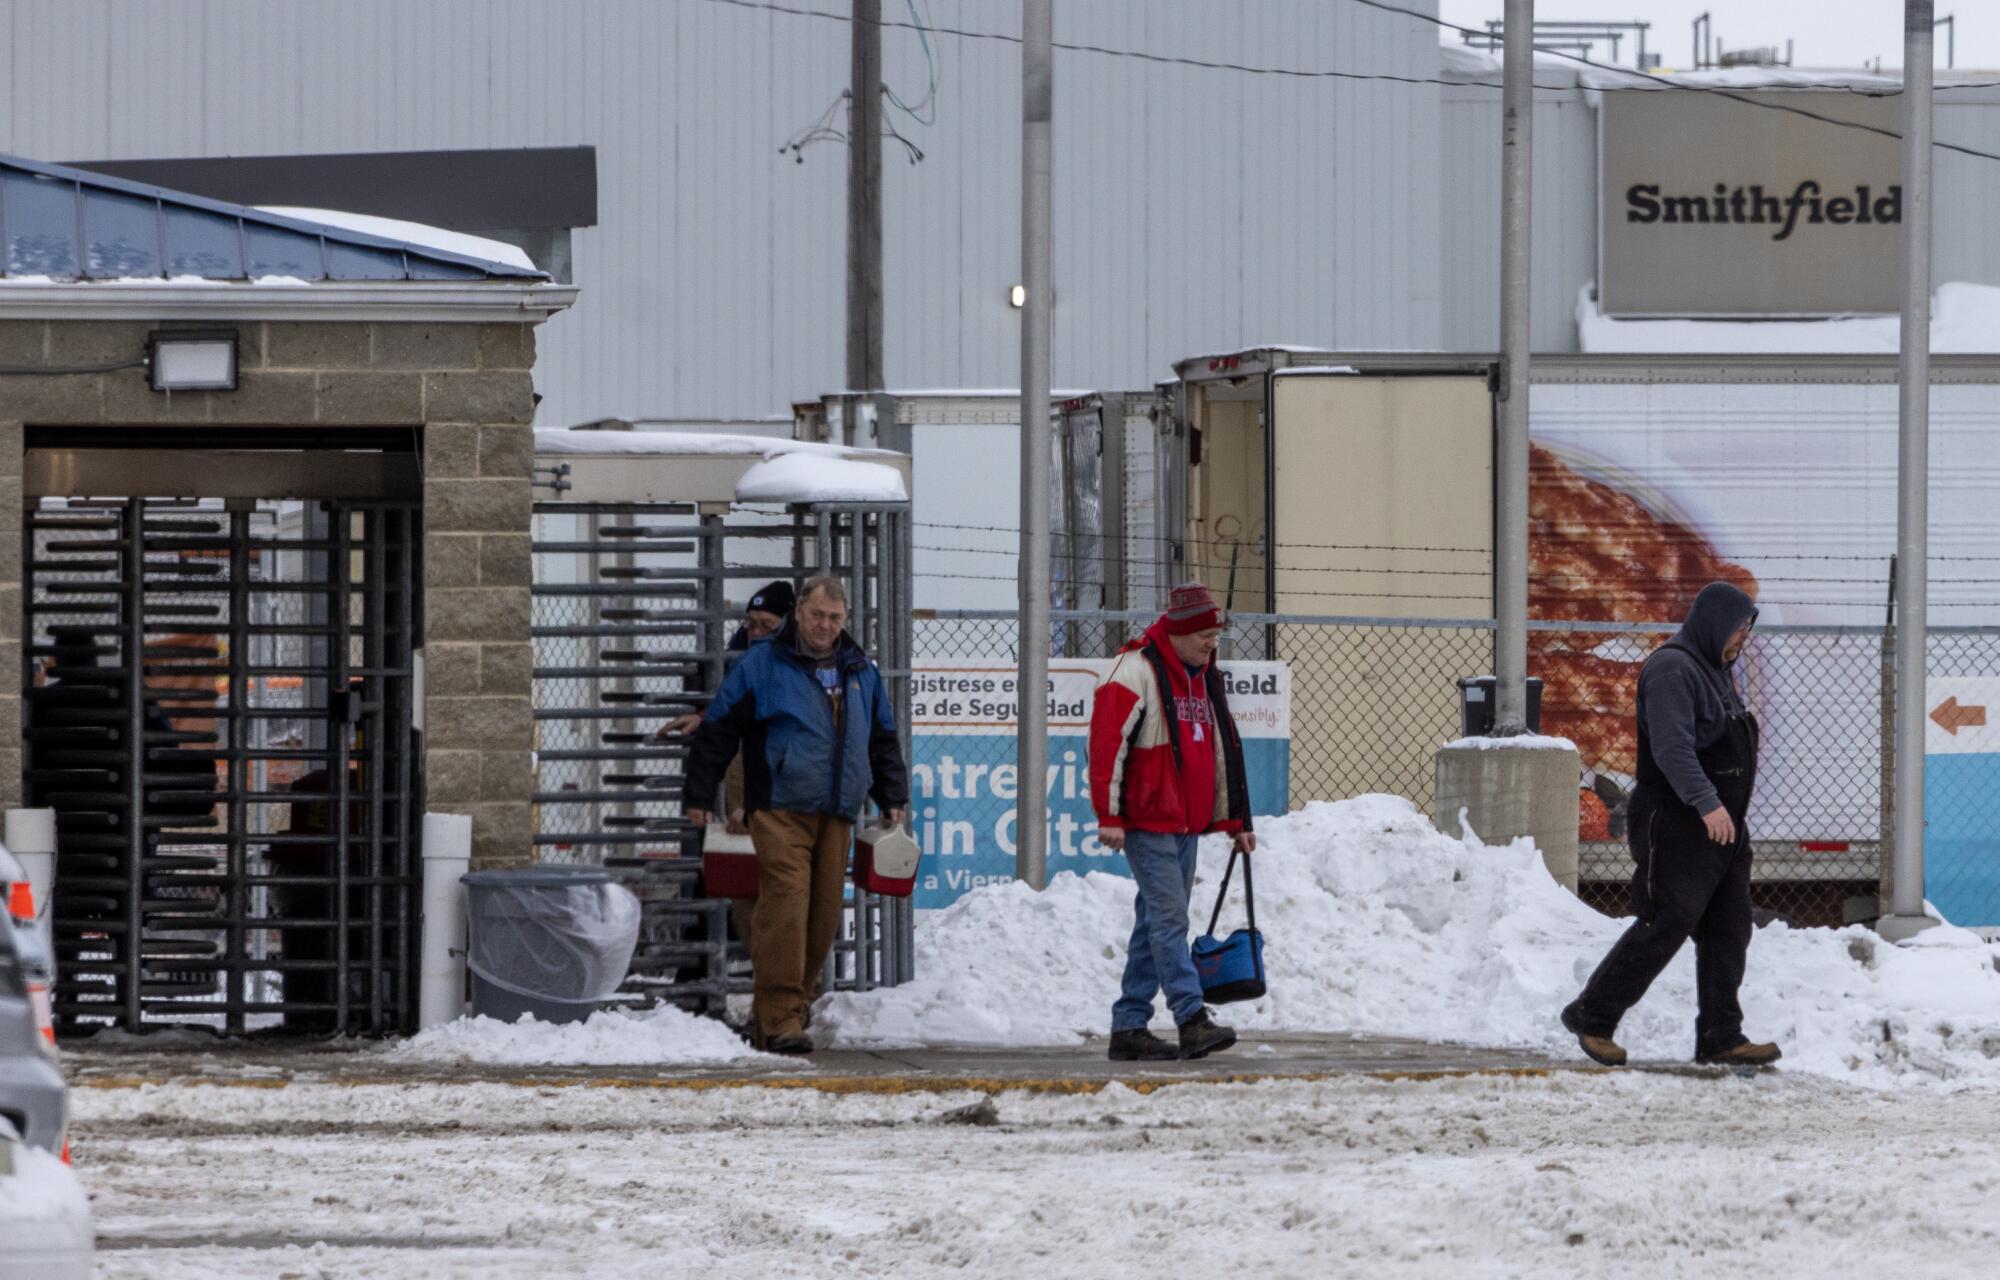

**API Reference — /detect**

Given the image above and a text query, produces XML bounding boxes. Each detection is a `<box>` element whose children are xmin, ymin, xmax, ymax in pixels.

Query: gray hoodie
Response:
<box><xmin>1636</xmin><ymin>582</ymin><xmax>1759</xmax><ymax>816</ymax></box>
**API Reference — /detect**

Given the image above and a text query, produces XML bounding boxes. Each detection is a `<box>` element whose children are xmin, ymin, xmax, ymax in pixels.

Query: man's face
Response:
<box><xmin>797</xmin><ymin>591</ymin><xmax>848</xmax><ymax>653</ymax></box>
<box><xmin>744</xmin><ymin>608</ymin><xmax>784</xmax><ymax>643</ymax></box>
<box><xmin>1169</xmin><ymin>626</ymin><xmax>1224</xmax><ymax>667</ymax></box>
<box><xmin>1722</xmin><ymin>618</ymin><xmax>1754</xmax><ymax>665</ymax></box>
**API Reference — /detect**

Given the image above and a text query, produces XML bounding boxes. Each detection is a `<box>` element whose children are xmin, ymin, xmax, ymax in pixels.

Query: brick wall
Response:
<box><xmin>0</xmin><ymin>316</ymin><xmax>542</xmax><ymax>867</ymax></box>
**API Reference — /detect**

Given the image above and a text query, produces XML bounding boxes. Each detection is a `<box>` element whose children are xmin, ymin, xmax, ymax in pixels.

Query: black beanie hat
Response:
<box><xmin>747</xmin><ymin>579</ymin><xmax>796</xmax><ymax>616</ymax></box>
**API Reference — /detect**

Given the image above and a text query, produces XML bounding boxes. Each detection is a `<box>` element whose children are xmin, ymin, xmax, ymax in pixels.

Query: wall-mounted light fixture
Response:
<box><xmin>148</xmin><ymin>329</ymin><xmax>239</xmax><ymax>392</ymax></box>
<box><xmin>1009</xmin><ymin>284</ymin><xmax>1027</xmax><ymax>308</ymax></box>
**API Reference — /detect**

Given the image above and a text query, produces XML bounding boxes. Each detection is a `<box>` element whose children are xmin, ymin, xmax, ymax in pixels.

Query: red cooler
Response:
<box><xmin>852</xmin><ymin>822</ymin><xmax>921</xmax><ymax>897</ymax></box>
<box><xmin>700</xmin><ymin>827</ymin><xmax>760</xmax><ymax>898</ymax></box>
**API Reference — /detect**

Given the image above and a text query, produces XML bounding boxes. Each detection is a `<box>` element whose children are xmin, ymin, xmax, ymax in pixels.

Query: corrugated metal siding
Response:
<box><xmin>1439</xmin><ymin>79</ymin><xmax>1597</xmax><ymax>353</ymax></box>
<box><xmin>0</xmin><ymin>0</ymin><xmax>1445</xmax><ymax>423</ymax></box>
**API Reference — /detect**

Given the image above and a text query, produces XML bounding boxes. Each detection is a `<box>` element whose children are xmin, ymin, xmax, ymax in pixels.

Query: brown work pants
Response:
<box><xmin>748</xmin><ymin>810</ymin><xmax>853</xmax><ymax>1039</ymax></box>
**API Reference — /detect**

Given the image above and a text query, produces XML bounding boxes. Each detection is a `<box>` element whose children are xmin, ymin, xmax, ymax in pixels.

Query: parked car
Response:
<box><xmin>0</xmin><ymin>847</ymin><xmax>66</xmax><ymax>1154</ymax></box>
<box><xmin>0</xmin><ymin>1114</ymin><xmax>93</xmax><ymax>1280</ymax></box>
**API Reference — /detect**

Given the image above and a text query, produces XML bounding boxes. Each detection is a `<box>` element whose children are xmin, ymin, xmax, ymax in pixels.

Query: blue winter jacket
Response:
<box><xmin>683</xmin><ymin>617</ymin><xmax>909</xmax><ymax>820</ymax></box>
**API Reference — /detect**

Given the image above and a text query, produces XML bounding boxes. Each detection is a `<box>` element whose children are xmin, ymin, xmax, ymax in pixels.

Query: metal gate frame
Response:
<box><xmin>26</xmin><ymin>495</ymin><xmax>422</xmax><ymax>1037</ymax></box>
<box><xmin>531</xmin><ymin>499</ymin><xmax>915</xmax><ymax>1015</ymax></box>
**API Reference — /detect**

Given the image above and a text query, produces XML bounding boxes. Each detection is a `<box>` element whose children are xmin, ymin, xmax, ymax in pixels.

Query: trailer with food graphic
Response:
<box><xmin>1166</xmin><ymin>349</ymin><xmax>2000</xmax><ymax>927</ymax></box>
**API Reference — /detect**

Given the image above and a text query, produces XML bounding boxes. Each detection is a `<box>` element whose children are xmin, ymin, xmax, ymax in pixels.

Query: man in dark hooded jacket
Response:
<box><xmin>1561</xmin><ymin>582</ymin><xmax>1783</xmax><ymax>1068</ymax></box>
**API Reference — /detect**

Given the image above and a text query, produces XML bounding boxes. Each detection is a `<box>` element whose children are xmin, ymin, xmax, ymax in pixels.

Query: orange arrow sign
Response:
<box><xmin>1931</xmin><ymin>697</ymin><xmax>1988</xmax><ymax>736</ymax></box>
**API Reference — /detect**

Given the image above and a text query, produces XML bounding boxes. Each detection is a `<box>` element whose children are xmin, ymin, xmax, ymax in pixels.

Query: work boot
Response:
<box><xmin>1696</xmin><ymin>1040</ymin><xmax>1782</xmax><ymax>1067</ymax></box>
<box><xmin>1561</xmin><ymin>1002</ymin><xmax>1628</xmax><ymax>1067</ymax></box>
<box><xmin>767</xmin><ymin>1032</ymin><xmax>814</xmax><ymax>1056</ymax></box>
<box><xmin>1177</xmin><ymin>1009</ymin><xmax>1237</xmax><ymax>1060</ymax></box>
<box><xmin>1107</xmin><ymin>1029</ymin><xmax>1179</xmax><ymax>1062</ymax></box>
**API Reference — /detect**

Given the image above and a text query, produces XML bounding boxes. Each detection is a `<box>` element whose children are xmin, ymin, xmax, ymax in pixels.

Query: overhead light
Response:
<box><xmin>149</xmin><ymin>330</ymin><xmax>239</xmax><ymax>392</ymax></box>
<box><xmin>1009</xmin><ymin>284</ymin><xmax>1027</xmax><ymax>308</ymax></box>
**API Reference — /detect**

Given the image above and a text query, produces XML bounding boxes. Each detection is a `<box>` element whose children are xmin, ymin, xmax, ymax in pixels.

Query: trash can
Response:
<box><xmin>1456</xmin><ymin>675</ymin><xmax>1543</xmax><ymax>737</ymax></box>
<box><xmin>461</xmin><ymin>866</ymin><xmax>642</xmax><ymax>1025</ymax></box>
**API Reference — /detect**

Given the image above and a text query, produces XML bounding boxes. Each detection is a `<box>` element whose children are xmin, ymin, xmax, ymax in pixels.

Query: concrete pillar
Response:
<box><xmin>1434</xmin><ymin>741</ymin><xmax>1581</xmax><ymax>892</ymax></box>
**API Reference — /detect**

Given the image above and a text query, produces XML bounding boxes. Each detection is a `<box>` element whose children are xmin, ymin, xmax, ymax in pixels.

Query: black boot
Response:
<box><xmin>1177</xmin><ymin>1009</ymin><xmax>1237</xmax><ymax>1060</ymax></box>
<box><xmin>1107</xmin><ymin>1029</ymin><xmax>1179</xmax><ymax>1062</ymax></box>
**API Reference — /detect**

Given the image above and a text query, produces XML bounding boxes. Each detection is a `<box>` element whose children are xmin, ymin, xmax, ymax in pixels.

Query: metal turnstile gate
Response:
<box><xmin>531</xmin><ymin>500</ymin><xmax>915</xmax><ymax>1015</ymax></box>
<box><xmin>25</xmin><ymin>497</ymin><xmax>421</xmax><ymax>1037</ymax></box>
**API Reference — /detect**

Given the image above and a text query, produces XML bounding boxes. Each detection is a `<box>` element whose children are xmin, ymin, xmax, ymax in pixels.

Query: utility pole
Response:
<box><xmin>1016</xmin><ymin>0</ymin><xmax>1053</xmax><ymax>889</ymax></box>
<box><xmin>1493</xmin><ymin>0</ymin><xmax>1532</xmax><ymax>736</ymax></box>
<box><xmin>847</xmin><ymin>0</ymin><xmax>884</xmax><ymax>393</ymax></box>
<box><xmin>1881</xmin><ymin>0</ymin><xmax>1940</xmax><ymax>941</ymax></box>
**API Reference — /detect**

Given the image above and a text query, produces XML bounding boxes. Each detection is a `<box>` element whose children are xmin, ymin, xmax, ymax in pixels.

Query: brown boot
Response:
<box><xmin>1561</xmin><ymin>1002</ymin><xmax>1628</xmax><ymax>1067</ymax></box>
<box><xmin>1696</xmin><ymin>1040</ymin><xmax>1782</xmax><ymax>1067</ymax></box>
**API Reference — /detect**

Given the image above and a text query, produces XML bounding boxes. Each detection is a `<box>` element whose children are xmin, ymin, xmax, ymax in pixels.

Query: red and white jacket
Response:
<box><xmin>1087</xmin><ymin>621</ymin><xmax>1253</xmax><ymax>836</ymax></box>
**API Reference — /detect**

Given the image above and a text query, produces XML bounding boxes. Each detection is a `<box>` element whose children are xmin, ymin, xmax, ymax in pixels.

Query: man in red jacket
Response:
<box><xmin>1088</xmin><ymin>581</ymin><xmax>1257</xmax><ymax>1061</ymax></box>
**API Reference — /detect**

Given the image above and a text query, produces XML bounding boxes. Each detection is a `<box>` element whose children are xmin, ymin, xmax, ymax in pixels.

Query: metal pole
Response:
<box><xmin>1016</xmin><ymin>0</ymin><xmax>1053</xmax><ymax>889</ymax></box>
<box><xmin>847</xmin><ymin>0</ymin><xmax>884</xmax><ymax>392</ymax></box>
<box><xmin>1884</xmin><ymin>0</ymin><xmax>1939</xmax><ymax>939</ymax></box>
<box><xmin>1493</xmin><ymin>0</ymin><xmax>1533</xmax><ymax>736</ymax></box>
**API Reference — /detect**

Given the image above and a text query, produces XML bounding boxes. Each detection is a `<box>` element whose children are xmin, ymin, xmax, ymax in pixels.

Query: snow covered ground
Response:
<box><xmin>73</xmin><ymin>1070</ymin><xmax>2000</xmax><ymax>1278</ymax></box>
<box><xmin>65</xmin><ymin>794</ymin><xmax>2000</xmax><ymax>1277</ymax></box>
<box><xmin>820</xmin><ymin>797</ymin><xmax>2000</xmax><ymax>1089</ymax></box>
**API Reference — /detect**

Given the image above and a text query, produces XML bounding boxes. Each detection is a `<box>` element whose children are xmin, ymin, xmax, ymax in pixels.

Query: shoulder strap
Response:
<box><xmin>1205</xmin><ymin>848</ymin><xmax>1258</xmax><ymax>937</ymax></box>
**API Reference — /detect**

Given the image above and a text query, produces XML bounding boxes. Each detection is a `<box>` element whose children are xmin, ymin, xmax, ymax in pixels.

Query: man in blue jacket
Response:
<box><xmin>1562</xmin><ymin>581</ymin><xmax>1782</xmax><ymax>1069</ymax></box>
<box><xmin>684</xmin><ymin>575</ymin><xmax>907</xmax><ymax>1054</ymax></box>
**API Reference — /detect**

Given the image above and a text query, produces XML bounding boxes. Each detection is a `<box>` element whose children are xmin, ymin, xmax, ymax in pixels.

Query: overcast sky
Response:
<box><xmin>1436</xmin><ymin>2</ymin><xmax>1997</xmax><ymax>75</ymax></box>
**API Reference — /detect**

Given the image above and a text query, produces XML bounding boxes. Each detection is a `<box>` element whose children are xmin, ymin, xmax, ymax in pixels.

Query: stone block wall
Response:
<box><xmin>0</xmin><ymin>316</ymin><xmax>542</xmax><ymax>867</ymax></box>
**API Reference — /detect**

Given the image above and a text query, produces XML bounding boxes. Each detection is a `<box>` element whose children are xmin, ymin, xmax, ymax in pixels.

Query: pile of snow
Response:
<box><xmin>817</xmin><ymin>795</ymin><xmax>2000</xmax><ymax>1089</ymax></box>
<box><xmin>735</xmin><ymin>452</ymin><xmax>908</xmax><ymax>503</ymax></box>
<box><xmin>1579</xmin><ymin>280</ymin><xmax>2000</xmax><ymax>354</ymax></box>
<box><xmin>390</xmin><ymin>1004</ymin><xmax>776</xmax><ymax>1068</ymax></box>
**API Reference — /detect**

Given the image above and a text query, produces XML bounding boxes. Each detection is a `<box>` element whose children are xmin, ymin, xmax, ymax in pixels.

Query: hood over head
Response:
<box><xmin>1676</xmin><ymin>581</ymin><xmax>1759</xmax><ymax>667</ymax></box>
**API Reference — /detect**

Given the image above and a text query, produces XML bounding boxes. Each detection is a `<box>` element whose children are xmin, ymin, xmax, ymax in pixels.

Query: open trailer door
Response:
<box><xmin>1267</xmin><ymin>368</ymin><xmax>1495</xmax><ymax>806</ymax></box>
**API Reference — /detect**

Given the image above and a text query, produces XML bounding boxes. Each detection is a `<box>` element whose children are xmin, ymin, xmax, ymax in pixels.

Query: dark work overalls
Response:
<box><xmin>1571</xmin><ymin>648</ymin><xmax>1760</xmax><ymax>1058</ymax></box>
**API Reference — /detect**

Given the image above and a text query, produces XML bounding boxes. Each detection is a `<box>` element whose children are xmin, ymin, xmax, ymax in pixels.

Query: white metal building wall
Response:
<box><xmin>1439</xmin><ymin>69</ymin><xmax>1598</xmax><ymax>353</ymax></box>
<box><xmin>0</xmin><ymin>0</ymin><xmax>1447</xmax><ymax>425</ymax></box>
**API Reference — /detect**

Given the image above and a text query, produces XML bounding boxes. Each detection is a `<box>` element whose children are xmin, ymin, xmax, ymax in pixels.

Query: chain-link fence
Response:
<box><xmin>913</xmin><ymin>609</ymin><xmax>2000</xmax><ymax>929</ymax></box>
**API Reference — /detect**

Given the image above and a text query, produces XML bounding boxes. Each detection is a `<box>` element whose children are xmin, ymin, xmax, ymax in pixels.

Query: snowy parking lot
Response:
<box><xmin>65</xmin><ymin>796</ymin><xmax>2000</xmax><ymax>1277</ymax></box>
<box><xmin>74</xmin><ymin>1068</ymin><xmax>2000</xmax><ymax>1279</ymax></box>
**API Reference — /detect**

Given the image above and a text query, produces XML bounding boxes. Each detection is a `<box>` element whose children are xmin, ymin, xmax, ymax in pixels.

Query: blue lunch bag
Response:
<box><xmin>1190</xmin><ymin>848</ymin><xmax>1265</xmax><ymax>1004</ymax></box>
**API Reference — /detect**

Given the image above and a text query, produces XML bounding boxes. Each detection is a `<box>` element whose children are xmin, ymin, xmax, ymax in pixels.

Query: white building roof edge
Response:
<box><xmin>0</xmin><ymin>280</ymin><xmax>578</xmax><ymax>323</ymax></box>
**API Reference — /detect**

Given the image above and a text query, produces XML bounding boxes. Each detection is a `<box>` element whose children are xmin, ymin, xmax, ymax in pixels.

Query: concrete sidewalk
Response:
<box><xmin>62</xmin><ymin>1031</ymin><xmax>1587</xmax><ymax>1094</ymax></box>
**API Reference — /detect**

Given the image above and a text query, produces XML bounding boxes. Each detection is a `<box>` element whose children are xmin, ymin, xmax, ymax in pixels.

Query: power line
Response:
<box><xmin>692</xmin><ymin>0</ymin><xmax>2000</xmax><ymax>107</ymax></box>
<box><xmin>1345</xmin><ymin>0</ymin><xmax>2000</xmax><ymax>164</ymax></box>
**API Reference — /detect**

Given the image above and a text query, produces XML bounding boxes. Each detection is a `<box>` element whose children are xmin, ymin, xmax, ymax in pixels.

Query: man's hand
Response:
<box><xmin>653</xmin><ymin>713</ymin><xmax>702</xmax><ymax>741</ymax></box>
<box><xmin>726</xmin><ymin>809</ymin><xmax>749</xmax><ymax>835</ymax></box>
<box><xmin>1232</xmin><ymin>831</ymin><xmax>1257</xmax><ymax>855</ymax></box>
<box><xmin>884</xmin><ymin>807</ymin><xmax>907</xmax><ymax>830</ymax></box>
<box><xmin>1702</xmin><ymin>807</ymin><xmax>1737</xmax><ymax>846</ymax></box>
<box><xmin>685</xmin><ymin>808</ymin><xmax>711</xmax><ymax>828</ymax></box>
<box><xmin>1098</xmin><ymin>825</ymin><xmax>1126</xmax><ymax>851</ymax></box>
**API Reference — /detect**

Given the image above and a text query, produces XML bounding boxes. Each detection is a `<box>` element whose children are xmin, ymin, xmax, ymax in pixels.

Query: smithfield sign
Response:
<box><xmin>1599</xmin><ymin>88</ymin><xmax>1902</xmax><ymax>316</ymax></box>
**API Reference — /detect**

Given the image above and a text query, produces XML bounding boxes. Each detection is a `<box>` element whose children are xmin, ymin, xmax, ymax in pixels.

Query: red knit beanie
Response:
<box><xmin>1162</xmin><ymin>581</ymin><xmax>1224</xmax><ymax>635</ymax></box>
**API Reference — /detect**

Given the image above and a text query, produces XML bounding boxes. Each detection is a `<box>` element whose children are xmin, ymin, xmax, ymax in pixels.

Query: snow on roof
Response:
<box><xmin>0</xmin><ymin>152</ymin><xmax>546</xmax><ymax>282</ymax></box>
<box><xmin>257</xmin><ymin>207</ymin><xmax>537</xmax><ymax>274</ymax></box>
<box><xmin>735</xmin><ymin>453</ymin><xmax>907</xmax><ymax>504</ymax></box>
<box><xmin>1577</xmin><ymin>281</ymin><xmax>2000</xmax><ymax>354</ymax></box>
<box><xmin>1272</xmin><ymin>365</ymin><xmax>1360</xmax><ymax>377</ymax></box>
<box><xmin>534</xmin><ymin>428</ymin><xmax>903</xmax><ymax>462</ymax></box>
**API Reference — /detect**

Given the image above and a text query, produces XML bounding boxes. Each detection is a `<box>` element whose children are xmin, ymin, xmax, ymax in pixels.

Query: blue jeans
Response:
<box><xmin>1111</xmin><ymin>830</ymin><xmax>1205</xmax><ymax>1031</ymax></box>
